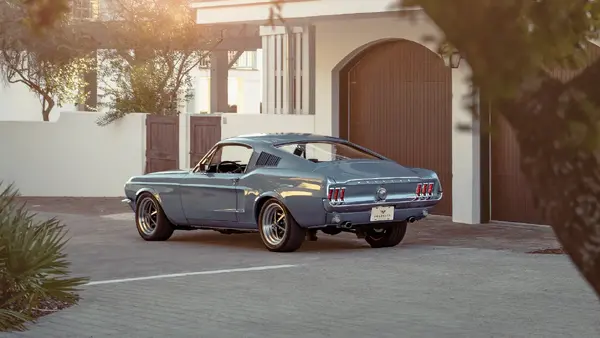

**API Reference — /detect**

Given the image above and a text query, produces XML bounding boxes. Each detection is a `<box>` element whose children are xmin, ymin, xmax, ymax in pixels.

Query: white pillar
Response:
<box><xmin>451</xmin><ymin>62</ymin><xmax>481</xmax><ymax>224</ymax></box>
<box><xmin>259</xmin><ymin>25</ymin><xmax>314</xmax><ymax>114</ymax></box>
<box><xmin>178</xmin><ymin>113</ymin><xmax>190</xmax><ymax>169</ymax></box>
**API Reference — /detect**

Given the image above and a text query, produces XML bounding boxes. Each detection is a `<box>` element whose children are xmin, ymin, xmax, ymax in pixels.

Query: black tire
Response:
<box><xmin>135</xmin><ymin>193</ymin><xmax>175</xmax><ymax>241</ymax></box>
<box><xmin>257</xmin><ymin>198</ymin><xmax>305</xmax><ymax>252</ymax></box>
<box><xmin>365</xmin><ymin>221</ymin><xmax>408</xmax><ymax>248</ymax></box>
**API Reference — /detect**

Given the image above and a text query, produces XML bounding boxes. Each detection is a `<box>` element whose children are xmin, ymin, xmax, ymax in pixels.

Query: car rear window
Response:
<box><xmin>275</xmin><ymin>141</ymin><xmax>381</xmax><ymax>162</ymax></box>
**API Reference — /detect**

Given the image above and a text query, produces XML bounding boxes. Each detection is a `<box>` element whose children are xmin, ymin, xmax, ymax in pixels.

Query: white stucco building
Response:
<box><xmin>191</xmin><ymin>0</ymin><xmax>548</xmax><ymax>226</ymax></box>
<box><xmin>0</xmin><ymin>0</ymin><xmax>553</xmax><ymax>226</ymax></box>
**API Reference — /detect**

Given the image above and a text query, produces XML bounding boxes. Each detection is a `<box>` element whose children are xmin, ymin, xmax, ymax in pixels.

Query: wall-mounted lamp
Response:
<box><xmin>443</xmin><ymin>51</ymin><xmax>463</xmax><ymax>69</ymax></box>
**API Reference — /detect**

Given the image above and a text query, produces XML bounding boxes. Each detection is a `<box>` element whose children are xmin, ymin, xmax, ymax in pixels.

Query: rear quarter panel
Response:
<box><xmin>124</xmin><ymin>172</ymin><xmax>188</xmax><ymax>225</ymax></box>
<box><xmin>237</xmin><ymin>167</ymin><xmax>328</xmax><ymax>228</ymax></box>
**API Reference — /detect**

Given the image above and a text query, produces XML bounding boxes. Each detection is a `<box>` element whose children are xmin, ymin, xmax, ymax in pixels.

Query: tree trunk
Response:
<box><xmin>499</xmin><ymin>60</ymin><xmax>600</xmax><ymax>298</ymax></box>
<box><xmin>41</xmin><ymin>96</ymin><xmax>54</xmax><ymax>122</ymax></box>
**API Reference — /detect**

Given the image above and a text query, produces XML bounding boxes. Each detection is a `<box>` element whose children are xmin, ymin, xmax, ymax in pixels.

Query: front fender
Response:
<box><xmin>130</xmin><ymin>186</ymin><xmax>184</xmax><ymax>225</ymax></box>
<box><xmin>135</xmin><ymin>187</ymin><xmax>162</xmax><ymax>203</ymax></box>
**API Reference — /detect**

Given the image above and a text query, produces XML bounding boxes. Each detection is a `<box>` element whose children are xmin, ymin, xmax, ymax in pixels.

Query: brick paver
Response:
<box><xmin>1</xmin><ymin>198</ymin><xmax>594</xmax><ymax>338</ymax></box>
<box><xmin>3</xmin><ymin>248</ymin><xmax>600</xmax><ymax>338</ymax></box>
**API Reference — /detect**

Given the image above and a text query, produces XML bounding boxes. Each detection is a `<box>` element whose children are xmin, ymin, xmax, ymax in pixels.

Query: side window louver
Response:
<box><xmin>255</xmin><ymin>152</ymin><xmax>281</xmax><ymax>167</ymax></box>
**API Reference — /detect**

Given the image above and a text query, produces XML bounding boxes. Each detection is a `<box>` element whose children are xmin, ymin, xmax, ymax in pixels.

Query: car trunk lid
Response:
<box><xmin>313</xmin><ymin>160</ymin><xmax>439</xmax><ymax>204</ymax></box>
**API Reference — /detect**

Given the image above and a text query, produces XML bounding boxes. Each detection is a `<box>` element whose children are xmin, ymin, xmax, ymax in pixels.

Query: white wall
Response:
<box><xmin>0</xmin><ymin>82</ymin><xmax>77</xmax><ymax>122</ymax></box>
<box><xmin>313</xmin><ymin>15</ymin><xmax>480</xmax><ymax>224</ymax></box>
<box><xmin>219</xmin><ymin>113</ymin><xmax>315</xmax><ymax>139</ymax></box>
<box><xmin>0</xmin><ymin>112</ymin><xmax>146</xmax><ymax>197</ymax></box>
<box><xmin>191</xmin><ymin>68</ymin><xmax>261</xmax><ymax>114</ymax></box>
<box><xmin>0</xmin><ymin>111</ymin><xmax>316</xmax><ymax>197</ymax></box>
<box><xmin>193</xmin><ymin>0</ymin><xmax>409</xmax><ymax>24</ymax></box>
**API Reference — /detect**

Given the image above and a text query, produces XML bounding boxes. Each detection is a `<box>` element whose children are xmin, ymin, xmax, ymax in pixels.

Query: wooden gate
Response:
<box><xmin>340</xmin><ymin>40</ymin><xmax>453</xmax><ymax>216</ymax></box>
<box><xmin>189</xmin><ymin>115</ymin><xmax>221</xmax><ymax>166</ymax></box>
<box><xmin>490</xmin><ymin>114</ymin><xmax>545</xmax><ymax>224</ymax></box>
<box><xmin>145</xmin><ymin>115</ymin><xmax>179</xmax><ymax>174</ymax></box>
<box><xmin>490</xmin><ymin>43</ymin><xmax>600</xmax><ymax>224</ymax></box>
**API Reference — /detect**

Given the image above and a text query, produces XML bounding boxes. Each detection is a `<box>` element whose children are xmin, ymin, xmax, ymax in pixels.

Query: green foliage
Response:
<box><xmin>96</xmin><ymin>50</ymin><xmax>197</xmax><ymax>126</ymax></box>
<box><xmin>19</xmin><ymin>0</ymin><xmax>70</xmax><ymax>32</ymax></box>
<box><xmin>396</xmin><ymin>0</ymin><xmax>600</xmax><ymax>102</ymax></box>
<box><xmin>0</xmin><ymin>49</ymin><xmax>94</xmax><ymax>121</ymax></box>
<box><xmin>0</xmin><ymin>183</ymin><xmax>88</xmax><ymax>332</ymax></box>
<box><xmin>96</xmin><ymin>0</ymin><xmax>220</xmax><ymax>126</ymax></box>
<box><xmin>0</xmin><ymin>0</ymin><xmax>70</xmax><ymax>34</ymax></box>
<box><xmin>0</xmin><ymin>0</ymin><xmax>95</xmax><ymax>121</ymax></box>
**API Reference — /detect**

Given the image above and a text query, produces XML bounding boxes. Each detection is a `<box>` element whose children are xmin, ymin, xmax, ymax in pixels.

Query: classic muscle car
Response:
<box><xmin>123</xmin><ymin>133</ymin><xmax>443</xmax><ymax>252</ymax></box>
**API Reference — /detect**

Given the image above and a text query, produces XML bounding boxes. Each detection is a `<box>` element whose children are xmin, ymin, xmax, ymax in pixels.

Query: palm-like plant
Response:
<box><xmin>0</xmin><ymin>182</ymin><xmax>88</xmax><ymax>332</ymax></box>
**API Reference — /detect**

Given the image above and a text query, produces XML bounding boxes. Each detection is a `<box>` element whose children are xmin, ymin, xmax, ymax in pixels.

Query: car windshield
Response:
<box><xmin>276</xmin><ymin>141</ymin><xmax>381</xmax><ymax>162</ymax></box>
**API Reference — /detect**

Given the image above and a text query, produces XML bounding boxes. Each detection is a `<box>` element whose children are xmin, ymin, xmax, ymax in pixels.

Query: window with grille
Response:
<box><xmin>198</xmin><ymin>51</ymin><xmax>258</xmax><ymax>70</ymax></box>
<box><xmin>70</xmin><ymin>0</ymin><xmax>99</xmax><ymax>21</ymax></box>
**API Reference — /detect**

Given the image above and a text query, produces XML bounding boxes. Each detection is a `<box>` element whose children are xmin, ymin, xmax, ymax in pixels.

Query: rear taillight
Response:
<box><xmin>416</xmin><ymin>182</ymin><xmax>435</xmax><ymax>198</ymax></box>
<box><xmin>328</xmin><ymin>187</ymin><xmax>345</xmax><ymax>202</ymax></box>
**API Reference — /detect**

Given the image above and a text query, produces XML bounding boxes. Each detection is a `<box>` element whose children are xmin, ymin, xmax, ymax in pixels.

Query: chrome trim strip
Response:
<box><xmin>323</xmin><ymin>194</ymin><xmax>442</xmax><ymax>210</ymax></box>
<box><xmin>122</xmin><ymin>198</ymin><xmax>132</xmax><ymax>204</ymax></box>
<box><xmin>340</xmin><ymin>177</ymin><xmax>421</xmax><ymax>185</ymax></box>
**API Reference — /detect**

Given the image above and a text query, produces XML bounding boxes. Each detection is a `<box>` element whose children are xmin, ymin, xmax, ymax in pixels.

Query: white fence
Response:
<box><xmin>0</xmin><ymin>112</ymin><xmax>316</xmax><ymax>197</ymax></box>
<box><xmin>219</xmin><ymin>113</ymin><xmax>316</xmax><ymax>139</ymax></box>
<box><xmin>0</xmin><ymin>112</ymin><xmax>146</xmax><ymax>197</ymax></box>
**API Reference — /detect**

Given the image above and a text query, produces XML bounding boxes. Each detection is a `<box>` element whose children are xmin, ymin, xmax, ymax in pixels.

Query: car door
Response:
<box><xmin>180</xmin><ymin>143</ymin><xmax>253</xmax><ymax>225</ymax></box>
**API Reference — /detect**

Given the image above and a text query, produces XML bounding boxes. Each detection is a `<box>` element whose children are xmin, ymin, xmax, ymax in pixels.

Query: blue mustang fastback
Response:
<box><xmin>123</xmin><ymin>133</ymin><xmax>442</xmax><ymax>252</ymax></box>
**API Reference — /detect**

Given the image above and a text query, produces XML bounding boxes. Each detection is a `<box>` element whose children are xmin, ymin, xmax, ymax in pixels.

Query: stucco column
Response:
<box><xmin>451</xmin><ymin>62</ymin><xmax>481</xmax><ymax>224</ymax></box>
<box><xmin>210</xmin><ymin>51</ymin><xmax>229</xmax><ymax>113</ymax></box>
<box><xmin>178</xmin><ymin>113</ymin><xmax>190</xmax><ymax>169</ymax></box>
<box><xmin>260</xmin><ymin>25</ymin><xmax>315</xmax><ymax>114</ymax></box>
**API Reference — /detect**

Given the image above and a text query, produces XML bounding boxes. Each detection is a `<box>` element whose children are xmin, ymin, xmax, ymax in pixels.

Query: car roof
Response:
<box><xmin>221</xmin><ymin>133</ymin><xmax>345</xmax><ymax>145</ymax></box>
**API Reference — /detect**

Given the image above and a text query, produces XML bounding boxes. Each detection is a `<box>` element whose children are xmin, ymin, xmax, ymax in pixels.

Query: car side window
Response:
<box><xmin>206</xmin><ymin>144</ymin><xmax>254</xmax><ymax>174</ymax></box>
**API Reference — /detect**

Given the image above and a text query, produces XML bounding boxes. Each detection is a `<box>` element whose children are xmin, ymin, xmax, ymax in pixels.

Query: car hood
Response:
<box><xmin>312</xmin><ymin>160</ymin><xmax>420</xmax><ymax>182</ymax></box>
<box><xmin>143</xmin><ymin>169</ymin><xmax>189</xmax><ymax>176</ymax></box>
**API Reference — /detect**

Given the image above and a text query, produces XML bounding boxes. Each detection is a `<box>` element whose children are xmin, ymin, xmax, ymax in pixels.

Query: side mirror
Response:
<box><xmin>198</xmin><ymin>163</ymin><xmax>206</xmax><ymax>172</ymax></box>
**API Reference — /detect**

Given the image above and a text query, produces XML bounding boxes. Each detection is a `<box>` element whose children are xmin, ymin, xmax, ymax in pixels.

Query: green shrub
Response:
<box><xmin>0</xmin><ymin>183</ymin><xmax>88</xmax><ymax>332</ymax></box>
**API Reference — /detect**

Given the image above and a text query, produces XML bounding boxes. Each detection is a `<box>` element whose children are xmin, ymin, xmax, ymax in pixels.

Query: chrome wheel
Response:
<box><xmin>137</xmin><ymin>198</ymin><xmax>158</xmax><ymax>236</ymax></box>
<box><xmin>261</xmin><ymin>203</ymin><xmax>287</xmax><ymax>246</ymax></box>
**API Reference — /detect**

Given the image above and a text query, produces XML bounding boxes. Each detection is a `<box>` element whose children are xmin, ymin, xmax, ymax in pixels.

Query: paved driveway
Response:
<box><xmin>2</xmin><ymin>198</ymin><xmax>600</xmax><ymax>338</ymax></box>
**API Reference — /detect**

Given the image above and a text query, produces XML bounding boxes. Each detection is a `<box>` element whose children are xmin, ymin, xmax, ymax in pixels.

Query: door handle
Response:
<box><xmin>232</xmin><ymin>178</ymin><xmax>240</xmax><ymax>183</ymax></box>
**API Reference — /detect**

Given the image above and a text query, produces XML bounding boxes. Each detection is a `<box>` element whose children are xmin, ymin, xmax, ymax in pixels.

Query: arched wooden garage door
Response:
<box><xmin>490</xmin><ymin>42</ymin><xmax>600</xmax><ymax>224</ymax></box>
<box><xmin>339</xmin><ymin>40</ymin><xmax>453</xmax><ymax>215</ymax></box>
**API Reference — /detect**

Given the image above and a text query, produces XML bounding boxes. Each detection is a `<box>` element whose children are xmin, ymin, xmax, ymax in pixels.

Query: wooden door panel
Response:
<box><xmin>145</xmin><ymin>115</ymin><xmax>179</xmax><ymax>174</ymax></box>
<box><xmin>190</xmin><ymin>116</ymin><xmax>222</xmax><ymax>166</ymax></box>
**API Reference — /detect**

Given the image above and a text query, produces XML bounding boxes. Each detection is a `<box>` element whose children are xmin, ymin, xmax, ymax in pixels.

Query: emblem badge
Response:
<box><xmin>376</xmin><ymin>187</ymin><xmax>387</xmax><ymax>201</ymax></box>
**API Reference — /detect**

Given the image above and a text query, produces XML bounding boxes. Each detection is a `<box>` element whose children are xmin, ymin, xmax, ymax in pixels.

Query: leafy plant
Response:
<box><xmin>0</xmin><ymin>183</ymin><xmax>88</xmax><ymax>332</ymax></box>
<box><xmin>96</xmin><ymin>50</ymin><xmax>197</xmax><ymax>125</ymax></box>
<box><xmin>16</xmin><ymin>0</ymin><xmax>70</xmax><ymax>33</ymax></box>
<box><xmin>0</xmin><ymin>0</ymin><xmax>96</xmax><ymax>121</ymax></box>
<box><xmin>96</xmin><ymin>0</ymin><xmax>221</xmax><ymax>126</ymax></box>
